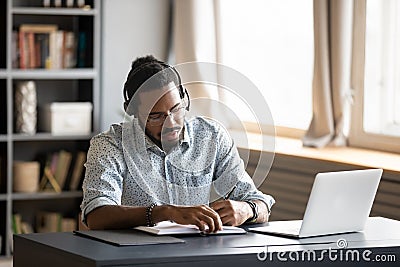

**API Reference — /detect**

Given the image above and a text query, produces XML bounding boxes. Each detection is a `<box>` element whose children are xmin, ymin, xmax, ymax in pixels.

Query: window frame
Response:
<box><xmin>349</xmin><ymin>0</ymin><xmax>400</xmax><ymax>153</ymax></box>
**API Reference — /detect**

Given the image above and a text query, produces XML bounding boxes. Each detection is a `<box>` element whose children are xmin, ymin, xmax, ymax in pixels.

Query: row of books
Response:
<box><xmin>12</xmin><ymin>212</ymin><xmax>77</xmax><ymax>234</ymax></box>
<box><xmin>12</xmin><ymin>24</ymin><xmax>87</xmax><ymax>69</ymax></box>
<box><xmin>39</xmin><ymin>149</ymin><xmax>87</xmax><ymax>192</ymax></box>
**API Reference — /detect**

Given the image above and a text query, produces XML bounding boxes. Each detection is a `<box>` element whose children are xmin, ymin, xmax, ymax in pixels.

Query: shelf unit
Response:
<box><xmin>0</xmin><ymin>0</ymin><xmax>101</xmax><ymax>257</ymax></box>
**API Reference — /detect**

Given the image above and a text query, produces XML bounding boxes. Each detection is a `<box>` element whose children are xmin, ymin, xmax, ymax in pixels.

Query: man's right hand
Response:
<box><xmin>153</xmin><ymin>205</ymin><xmax>223</xmax><ymax>233</ymax></box>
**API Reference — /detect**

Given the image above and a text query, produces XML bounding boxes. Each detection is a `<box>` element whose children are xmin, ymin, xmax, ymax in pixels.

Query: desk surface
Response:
<box><xmin>13</xmin><ymin>217</ymin><xmax>400</xmax><ymax>267</ymax></box>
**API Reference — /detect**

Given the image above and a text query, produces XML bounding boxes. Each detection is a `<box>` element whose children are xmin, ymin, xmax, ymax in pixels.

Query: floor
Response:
<box><xmin>0</xmin><ymin>258</ymin><xmax>12</xmax><ymax>267</ymax></box>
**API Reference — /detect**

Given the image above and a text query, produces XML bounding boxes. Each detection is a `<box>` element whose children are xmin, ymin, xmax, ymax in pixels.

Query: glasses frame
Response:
<box><xmin>143</xmin><ymin>105</ymin><xmax>187</xmax><ymax>126</ymax></box>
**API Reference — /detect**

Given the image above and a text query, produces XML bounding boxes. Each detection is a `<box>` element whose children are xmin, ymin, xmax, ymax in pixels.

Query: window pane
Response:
<box><xmin>218</xmin><ymin>0</ymin><xmax>313</xmax><ymax>130</ymax></box>
<box><xmin>364</xmin><ymin>0</ymin><xmax>400</xmax><ymax>137</ymax></box>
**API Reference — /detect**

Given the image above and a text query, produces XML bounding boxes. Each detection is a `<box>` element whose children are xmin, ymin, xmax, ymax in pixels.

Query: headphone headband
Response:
<box><xmin>123</xmin><ymin>61</ymin><xmax>190</xmax><ymax>114</ymax></box>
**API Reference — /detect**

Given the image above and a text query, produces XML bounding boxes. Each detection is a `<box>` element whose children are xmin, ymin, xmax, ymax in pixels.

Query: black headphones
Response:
<box><xmin>123</xmin><ymin>61</ymin><xmax>190</xmax><ymax>114</ymax></box>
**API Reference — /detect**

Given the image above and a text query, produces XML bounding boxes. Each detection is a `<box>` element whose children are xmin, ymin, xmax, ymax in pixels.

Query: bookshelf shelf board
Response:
<box><xmin>0</xmin><ymin>70</ymin><xmax>7</xmax><ymax>78</ymax></box>
<box><xmin>11</xmin><ymin>7</ymin><xmax>97</xmax><ymax>16</ymax></box>
<box><xmin>12</xmin><ymin>191</ymin><xmax>83</xmax><ymax>200</ymax></box>
<box><xmin>0</xmin><ymin>135</ymin><xmax>8</xmax><ymax>142</ymax></box>
<box><xmin>0</xmin><ymin>194</ymin><xmax>7</xmax><ymax>201</ymax></box>
<box><xmin>11</xmin><ymin>69</ymin><xmax>97</xmax><ymax>79</ymax></box>
<box><xmin>12</xmin><ymin>133</ymin><xmax>95</xmax><ymax>141</ymax></box>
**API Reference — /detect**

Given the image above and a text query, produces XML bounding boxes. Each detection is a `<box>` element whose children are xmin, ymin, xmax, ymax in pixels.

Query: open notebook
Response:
<box><xmin>135</xmin><ymin>221</ymin><xmax>247</xmax><ymax>236</ymax></box>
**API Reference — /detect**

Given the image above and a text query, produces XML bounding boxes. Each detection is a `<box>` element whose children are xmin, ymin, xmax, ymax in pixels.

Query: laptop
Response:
<box><xmin>249</xmin><ymin>169</ymin><xmax>383</xmax><ymax>238</ymax></box>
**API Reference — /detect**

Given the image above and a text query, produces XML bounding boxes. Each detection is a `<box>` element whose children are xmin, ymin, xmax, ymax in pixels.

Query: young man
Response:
<box><xmin>80</xmin><ymin>55</ymin><xmax>275</xmax><ymax>233</ymax></box>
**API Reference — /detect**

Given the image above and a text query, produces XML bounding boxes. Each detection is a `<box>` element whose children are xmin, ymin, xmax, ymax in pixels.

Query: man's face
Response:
<box><xmin>137</xmin><ymin>82</ymin><xmax>185</xmax><ymax>150</ymax></box>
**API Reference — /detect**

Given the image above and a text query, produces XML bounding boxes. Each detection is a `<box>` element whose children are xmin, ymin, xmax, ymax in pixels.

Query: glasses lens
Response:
<box><xmin>147</xmin><ymin>107</ymin><xmax>186</xmax><ymax>126</ymax></box>
<box><xmin>172</xmin><ymin>107</ymin><xmax>186</xmax><ymax>119</ymax></box>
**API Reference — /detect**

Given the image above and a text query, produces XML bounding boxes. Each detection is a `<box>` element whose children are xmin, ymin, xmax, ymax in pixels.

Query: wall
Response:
<box><xmin>101</xmin><ymin>0</ymin><xmax>171</xmax><ymax>131</ymax></box>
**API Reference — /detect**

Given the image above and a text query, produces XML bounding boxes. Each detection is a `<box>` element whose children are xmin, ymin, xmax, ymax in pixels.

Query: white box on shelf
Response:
<box><xmin>40</xmin><ymin>102</ymin><xmax>93</xmax><ymax>135</ymax></box>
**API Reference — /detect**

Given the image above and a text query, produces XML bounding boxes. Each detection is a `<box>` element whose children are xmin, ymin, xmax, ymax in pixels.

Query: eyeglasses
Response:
<box><xmin>145</xmin><ymin>105</ymin><xmax>187</xmax><ymax>126</ymax></box>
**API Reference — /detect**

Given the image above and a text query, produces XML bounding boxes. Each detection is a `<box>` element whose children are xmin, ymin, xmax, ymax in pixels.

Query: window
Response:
<box><xmin>364</xmin><ymin>0</ymin><xmax>400</xmax><ymax>137</ymax></box>
<box><xmin>218</xmin><ymin>0</ymin><xmax>313</xmax><ymax>132</ymax></box>
<box><xmin>350</xmin><ymin>0</ymin><xmax>400</xmax><ymax>153</ymax></box>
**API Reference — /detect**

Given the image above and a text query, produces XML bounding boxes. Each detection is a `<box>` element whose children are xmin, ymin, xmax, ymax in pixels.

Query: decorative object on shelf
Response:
<box><xmin>13</xmin><ymin>161</ymin><xmax>40</xmax><ymax>193</ymax></box>
<box><xmin>39</xmin><ymin>102</ymin><xmax>93</xmax><ymax>135</ymax></box>
<box><xmin>66</xmin><ymin>0</ymin><xmax>74</xmax><ymax>8</ymax></box>
<box><xmin>43</xmin><ymin>0</ymin><xmax>51</xmax><ymax>7</ymax></box>
<box><xmin>54</xmin><ymin>0</ymin><xmax>62</xmax><ymax>8</ymax></box>
<box><xmin>77</xmin><ymin>0</ymin><xmax>86</xmax><ymax>8</ymax></box>
<box><xmin>14</xmin><ymin>81</ymin><xmax>37</xmax><ymax>135</ymax></box>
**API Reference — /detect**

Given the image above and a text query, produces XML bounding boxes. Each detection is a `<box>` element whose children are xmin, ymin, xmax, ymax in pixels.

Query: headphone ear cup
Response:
<box><xmin>124</xmin><ymin>101</ymin><xmax>129</xmax><ymax>113</ymax></box>
<box><xmin>179</xmin><ymin>85</ymin><xmax>185</xmax><ymax>99</ymax></box>
<box><xmin>184</xmin><ymin>88</ymin><xmax>190</xmax><ymax>111</ymax></box>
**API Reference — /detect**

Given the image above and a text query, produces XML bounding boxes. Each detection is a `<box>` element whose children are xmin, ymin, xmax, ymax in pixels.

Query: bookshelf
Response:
<box><xmin>0</xmin><ymin>0</ymin><xmax>101</xmax><ymax>258</ymax></box>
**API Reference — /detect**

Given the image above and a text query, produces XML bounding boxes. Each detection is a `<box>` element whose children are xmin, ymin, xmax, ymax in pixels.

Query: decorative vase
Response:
<box><xmin>15</xmin><ymin>81</ymin><xmax>37</xmax><ymax>135</ymax></box>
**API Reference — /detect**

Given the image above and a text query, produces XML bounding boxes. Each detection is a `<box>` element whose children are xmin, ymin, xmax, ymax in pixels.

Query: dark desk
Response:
<box><xmin>14</xmin><ymin>217</ymin><xmax>400</xmax><ymax>267</ymax></box>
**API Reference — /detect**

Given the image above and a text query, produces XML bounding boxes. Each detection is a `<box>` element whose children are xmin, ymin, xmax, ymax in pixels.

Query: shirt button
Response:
<box><xmin>168</xmin><ymin>184</ymin><xmax>173</xmax><ymax>188</ymax></box>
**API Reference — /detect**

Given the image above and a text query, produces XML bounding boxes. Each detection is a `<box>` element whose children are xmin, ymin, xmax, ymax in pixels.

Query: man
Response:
<box><xmin>81</xmin><ymin>55</ymin><xmax>275</xmax><ymax>233</ymax></box>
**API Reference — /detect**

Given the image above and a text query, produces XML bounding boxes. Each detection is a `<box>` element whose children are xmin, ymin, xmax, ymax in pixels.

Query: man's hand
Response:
<box><xmin>210</xmin><ymin>200</ymin><xmax>252</xmax><ymax>226</ymax></box>
<box><xmin>158</xmin><ymin>205</ymin><xmax>223</xmax><ymax>233</ymax></box>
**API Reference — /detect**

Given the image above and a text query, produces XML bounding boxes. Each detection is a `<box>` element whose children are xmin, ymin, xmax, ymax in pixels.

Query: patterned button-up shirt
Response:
<box><xmin>81</xmin><ymin>116</ymin><xmax>275</xmax><ymax>223</ymax></box>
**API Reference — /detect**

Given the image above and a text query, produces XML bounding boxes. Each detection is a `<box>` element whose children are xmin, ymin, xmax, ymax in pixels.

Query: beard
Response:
<box><xmin>145</xmin><ymin>125</ymin><xmax>183</xmax><ymax>152</ymax></box>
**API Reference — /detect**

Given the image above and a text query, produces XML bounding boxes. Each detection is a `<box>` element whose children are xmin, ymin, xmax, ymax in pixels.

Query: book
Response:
<box><xmin>37</xmin><ymin>33</ymin><xmax>50</xmax><ymax>68</ymax></box>
<box><xmin>54</xmin><ymin>150</ymin><xmax>72</xmax><ymax>189</ymax></box>
<box><xmin>27</xmin><ymin>32</ymin><xmax>35</xmax><ymax>68</ymax></box>
<box><xmin>135</xmin><ymin>221</ymin><xmax>247</xmax><ymax>236</ymax></box>
<box><xmin>18</xmin><ymin>30</ymin><xmax>27</xmax><ymax>69</ymax></box>
<box><xmin>11</xmin><ymin>31</ymin><xmax>19</xmax><ymax>68</ymax></box>
<box><xmin>21</xmin><ymin>222</ymin><xmax>34</xmax><ymax>234</ymax></box>
<box><xmin>36</xmin><ymin>211</ymin><xmax>62</xmax><ymax>233</ymax></box>
<box><xmin>49</xmin><ymin>30</ymin><xmax>64</xmax><ymax>69</ymax></box>
<box><xmin>40</xmin><ymin>166</ymin><xmax>62</xmax><ymax>193</ymax></box>
<box><xmin>19</xmin><ymin>24</ymin><xmax>58</xmax><ymax>33</ymax></box>
<box><xmin>12</xmin><ymin>214</ymin><xmax>23</xmax><ymax>234</ymax></box>
<box><xmin>69</xmin><ymin>151</ymin><xmax>87</xmax><ymax>190</ymax></box>
<box><xmin>63</xmin><ymin>31</ymin><xmax>77</xmax><ymax>68</ymax></box>
<box><xmin>61</xmin><ymin>217</ymin><xmax>77</xmax><ymax>232</ymax></box>
<box><xmin>77</xmin><ymin>32</ymin><xmax>86</xmax><ymax>67</ymax></box>
<box><xmin>39</xmin><ymin>152</ymin><xmax>61</xmax><ymax>193</ymax></box>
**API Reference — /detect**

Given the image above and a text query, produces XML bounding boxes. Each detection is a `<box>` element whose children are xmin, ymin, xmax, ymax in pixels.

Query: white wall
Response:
<box><xmin>101</xmin><ymin>0</ymin><xmax>171</xmax><ymax>131</ymax></box>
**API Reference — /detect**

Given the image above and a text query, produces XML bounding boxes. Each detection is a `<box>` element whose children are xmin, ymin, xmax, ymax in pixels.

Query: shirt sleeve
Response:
<box><xmin>80</xmin><ymin>127</ymin><xmax>126</xmax><ymax>225</ymax></box>
<box><xmin>212</xmin><ymin>124</ymin><xmax>275</xmax><ymax>212</ymax></box>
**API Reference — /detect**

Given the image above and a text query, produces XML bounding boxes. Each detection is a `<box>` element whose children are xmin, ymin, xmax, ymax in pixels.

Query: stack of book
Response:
<box><xmin>36</xmin><ymin>211</ymin><xmax>77</xmax><ymax>232</ymax></box>
<box><xmin>12</xmin><ymin>212</ymin><xmax>77</xmax><ymax>234</ymax></box>
<box><xmin>12</xmin><ymin>214</ymin><xmax>34</xmax><ymax>234</ymax></box>
<box><xmin>39</xmin><ymin>150</ymin><xmax>87</xmax><ymax>192</ymax></box>
<box><xmin>13</xmin><ymin>24</ymin><xmax>86</xmax><ymax>69</ymax></box>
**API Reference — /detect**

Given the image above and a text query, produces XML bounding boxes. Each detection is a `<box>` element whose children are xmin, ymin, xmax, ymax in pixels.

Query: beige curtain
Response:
<box><xmin>302</xmin><ymin>0</ymin><xmax>353</xmax><ymax>148</ymax></box>
<box><xmin>172</xmin><ymin>0</ymin><xmax>220</xmax><ymax>117</ymax></box>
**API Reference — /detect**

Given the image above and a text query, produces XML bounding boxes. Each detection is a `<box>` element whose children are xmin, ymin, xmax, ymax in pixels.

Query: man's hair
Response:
<box><xmin>123</xmin><ymin>55</ymin><xmax>181</xmax><ymax>114</ymax></box>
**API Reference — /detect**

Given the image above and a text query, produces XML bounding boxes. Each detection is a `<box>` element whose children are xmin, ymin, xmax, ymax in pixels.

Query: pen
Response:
<box><xmin>224</xmin><ymin>185</ymin><xmax>236</xmax><ymax>200</ymax></box>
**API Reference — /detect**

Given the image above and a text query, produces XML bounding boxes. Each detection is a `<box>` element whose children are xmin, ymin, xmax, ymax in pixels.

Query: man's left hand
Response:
<box><xmin>210</xmin><ymin>200</ymin><xmax>252</xmax><ymax>226</ymax></box>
